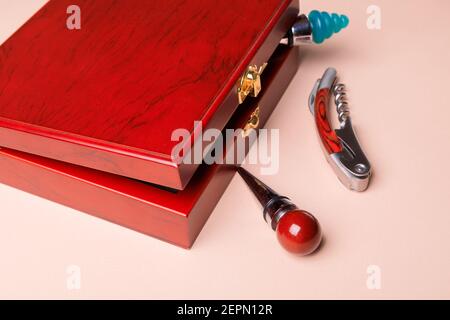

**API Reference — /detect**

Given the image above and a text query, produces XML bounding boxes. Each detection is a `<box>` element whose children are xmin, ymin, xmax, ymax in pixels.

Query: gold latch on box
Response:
<box><xmin>242</xmin><ymin>106</ymin><xmax>260</xmax><ymax>137</ymax></box>
<box><xmin>238</xmin><ymin>63</ymin><xmax>268</xmax><ymax>104</ymax></box>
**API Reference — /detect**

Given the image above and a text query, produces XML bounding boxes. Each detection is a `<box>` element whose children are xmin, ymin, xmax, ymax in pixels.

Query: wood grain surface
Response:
<box><xmin>0</xmin><ymin>0</ymin><xmax>296</xmax><ymax>188</ymax></box>
<box><xmin>314</xmin><ymin>88</ymin><xmax>342</xmax><ymax>154</ymax></box>
<box><xmin>0</xmin><ymin>45</ymin><xmax>299</xmax><ymax>248</ymax></box>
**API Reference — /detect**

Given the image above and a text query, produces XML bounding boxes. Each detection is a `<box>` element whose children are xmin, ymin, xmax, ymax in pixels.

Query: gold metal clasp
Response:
<box><xmin>242</xmin><ymin>106</ymin><xmax>260</xmax><ymax>137</ymax></box>
<box><xmin>238</xmin><ymin>63</ymin><xmax>268</xmax><ymax>104</ymax></box>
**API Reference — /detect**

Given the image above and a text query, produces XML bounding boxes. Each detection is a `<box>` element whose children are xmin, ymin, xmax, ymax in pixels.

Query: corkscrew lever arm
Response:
<box><xmin>309</xmin><ymin>68</ymin><xmax>372</xmax><ymax>192</ymax></box>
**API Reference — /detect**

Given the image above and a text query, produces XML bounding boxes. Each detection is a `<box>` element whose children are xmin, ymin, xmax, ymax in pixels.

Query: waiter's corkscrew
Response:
<box><xmin>309</xmin><ymin>68</ymin><xmax>372</xmax><ymax>191</ymax></box>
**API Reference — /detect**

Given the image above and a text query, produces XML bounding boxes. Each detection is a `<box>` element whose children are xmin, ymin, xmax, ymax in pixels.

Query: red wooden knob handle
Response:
<box><xmin>276</xmin><ymin>210</ymin><xmax>322</xmax><ymax>255</ymax></box>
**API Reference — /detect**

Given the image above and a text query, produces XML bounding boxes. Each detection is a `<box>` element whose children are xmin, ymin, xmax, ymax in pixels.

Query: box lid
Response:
<box><xmin>0</xmin><ymin>0</ymin><xmax>298</xmax><ymax>189</ymax></box>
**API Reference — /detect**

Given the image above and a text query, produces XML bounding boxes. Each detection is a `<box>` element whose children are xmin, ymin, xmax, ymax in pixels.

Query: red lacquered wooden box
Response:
<box><xmin>0</xmin><ymin>46</ymin><xmax>298</xmax><ymax>248</ymax></box>
<box><xmin>0</xmin><ymin>0</ymin><xmax>298</xmax><ymax>190</ymax></box>
<box><xmin>0</xmin><ymin>0</ymin><xmax>300</xmax><ymax>248</ymax></box>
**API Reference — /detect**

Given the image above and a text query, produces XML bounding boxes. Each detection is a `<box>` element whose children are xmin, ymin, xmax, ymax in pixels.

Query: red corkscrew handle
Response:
<box><xmin>314</xmin><ymin>88</ymin><xmax>342</xmax><ymax>154</ymax></box>
<box><xmin>276</xmin><ymin>210</ymin><xmax>322</xmax><ymax>255</ymax></box>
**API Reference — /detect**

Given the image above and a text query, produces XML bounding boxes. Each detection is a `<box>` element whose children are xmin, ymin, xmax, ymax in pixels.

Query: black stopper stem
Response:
<box><xmin>237</xmin><ymin>167</ymin><xmax>280</xmax><ymax>208</ymax></box>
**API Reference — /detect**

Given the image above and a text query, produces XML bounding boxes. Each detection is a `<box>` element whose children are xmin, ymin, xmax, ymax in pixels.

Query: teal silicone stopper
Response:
<box><xmin>308</xmin><ymin>10</ymin><xmax>350</xmax><ymax>44</ymax></box>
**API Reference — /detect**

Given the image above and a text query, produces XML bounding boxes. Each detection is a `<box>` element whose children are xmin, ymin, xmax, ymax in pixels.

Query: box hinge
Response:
<box><xmin>242</xmin><ymin>106</ymin><xmax>260</xmax><ymax>137</ymax></box>
<box><xmin>237</xmin><ymin>63</ymin><xmax>268</xmax><ymax>104</ymax></box>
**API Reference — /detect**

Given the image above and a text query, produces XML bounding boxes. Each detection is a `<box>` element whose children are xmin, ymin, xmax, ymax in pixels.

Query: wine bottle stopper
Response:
<box><xmin>237</xmin><ymin>168</ymin><xmax>322</xmax><ymax>256</ymax></box>
<box><xmin>309</xmin><ymin>68</ymin><xmax>372</xmax><ymax>191</ymax></box>
<box><xmin>281</xmin><ymin>10</ymin><xmax>350</xmax><ymax>46</ymax></box>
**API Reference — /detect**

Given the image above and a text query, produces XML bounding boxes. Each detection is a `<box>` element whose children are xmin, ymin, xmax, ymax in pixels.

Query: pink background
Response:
<box><xmin>1</xmin><ymin>0</ymin><xmax>449</xmax><ymax>299</ymax></box>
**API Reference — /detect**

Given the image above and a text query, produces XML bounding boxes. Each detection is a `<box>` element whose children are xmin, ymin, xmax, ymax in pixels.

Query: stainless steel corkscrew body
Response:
<box><xmin>309</xmin><ymin>68</ymin><xmax>372</xmax><ymax>192</ymax></box>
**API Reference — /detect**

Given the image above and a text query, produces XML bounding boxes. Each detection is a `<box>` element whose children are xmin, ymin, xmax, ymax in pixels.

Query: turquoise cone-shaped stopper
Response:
<box><xmin>308</xmin><ymin>10</ymin><xmax>350</xmax><ymax>44</ymax></box>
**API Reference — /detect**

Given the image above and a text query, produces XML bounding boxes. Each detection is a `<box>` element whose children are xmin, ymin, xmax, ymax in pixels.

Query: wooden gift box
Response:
<box><xmin>0</xmin><ymin>0</ymin><xmax>298</xmax><ymax>190</ymax></box>
<box><xmin>0</xmin><ymin>0</ymin><xmax>300</xmax><ymax>247</ymax></box>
